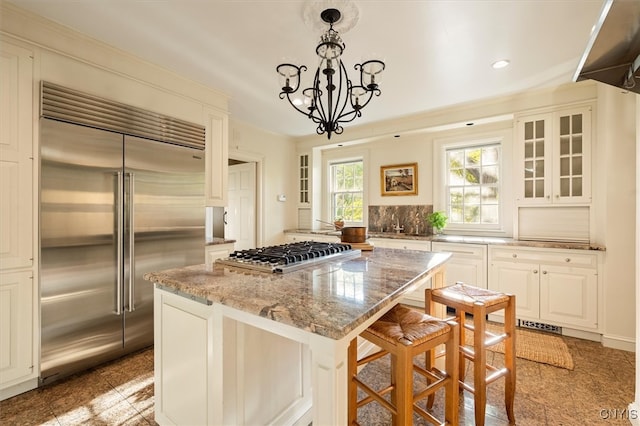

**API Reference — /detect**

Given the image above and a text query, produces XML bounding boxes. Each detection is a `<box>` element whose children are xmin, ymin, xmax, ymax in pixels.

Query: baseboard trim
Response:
<box><xmin>601</xmin><ymin>334</ymin><xmax>636</xmax><ymax>352</ymax></box>
<box><xmin>0</xmin><ymin>377</ymin><xmax>38</xmax><ymax>401</ymax></box>
<box><xmin>561</xmin><ymin>327</ymin><xmax>601</xmax><ymax>342</ymax></box>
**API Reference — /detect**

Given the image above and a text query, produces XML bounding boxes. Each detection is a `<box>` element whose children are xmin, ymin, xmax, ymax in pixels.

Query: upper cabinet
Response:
<box><xmin>516</xmin><ymin>105</ymin><xmax>592</xmax><ymax>205</ymax></box>
<box><xmin>204</xmin><ymin>107</ymin><xmax>229</xmax><ymax>207</ymax></box>
<box><xmin>0</xmin><ymin>41</ymin><xmax>33</xmax><ymax>271</ymax></box>
<box><xmin>298</xmin><ymin>153</ymin><xmax>310</xmax><ymax>206</ymax></box>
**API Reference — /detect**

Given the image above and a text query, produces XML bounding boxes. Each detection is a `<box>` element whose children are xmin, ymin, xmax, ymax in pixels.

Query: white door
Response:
<box><xmin>225</xmin><ymin>162</ymin><xmax>256</xmax><ymax>250</ymax></box>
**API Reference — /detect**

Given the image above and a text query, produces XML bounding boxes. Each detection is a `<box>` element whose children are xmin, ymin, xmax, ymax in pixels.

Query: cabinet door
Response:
<box><xmin>0</xmin><ymin>271</ymin><xmax>34</xmax><ymax>387</ymax></box>
<box><xmin>539</xmin><ymin>265</ymin><xmax>597</xmax><ymax>329</ymax></box>
<box><xmin>517</xmin><ymin>106</ymin><xmax>592</xmax><ymax>206</ymax></box>
<box><xmin>489</xmin><ymin>261</ymin><xmax>539</xmax><ymax>320</ymax></box>
<box><xmin>298</xmin><ymin>153</ymin><xmax>310</xmax><ymax>206</ymax></box>
<box><xmin>432</xmin><ymin>242</ymin><xmax>486</xmax><ymax>288</ymax></box>
<box><xmin>0</xmin><ymin>42</ymin><xmax>33</xmax><ymax>270</ymax></box>
<box><xmin>204</xmin><ymin>107</ymin><xmax>229</xmax><ymax>207</ymax></box>
<box><xmin>552</xmin><ymin>107</ymin><xmax>591</xmax><ymax>204</ymax></box>
<box><xmin>518</xmin><ymin>113</ymin><xmax>552</xmax><ymax>204</ymax></box>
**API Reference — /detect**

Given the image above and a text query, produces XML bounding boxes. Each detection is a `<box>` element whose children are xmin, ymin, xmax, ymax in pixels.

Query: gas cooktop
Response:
<box><xmin>215</xmin><ymin>241</ymin><xmax>361</xmax><ymax>273</ymax></box>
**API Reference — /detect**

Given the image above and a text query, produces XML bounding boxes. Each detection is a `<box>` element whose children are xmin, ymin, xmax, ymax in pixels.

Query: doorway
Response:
<box><xmin>226</xmin><ymin>159</ymin><xmax>257</xmax><ymax>250</ymax></box>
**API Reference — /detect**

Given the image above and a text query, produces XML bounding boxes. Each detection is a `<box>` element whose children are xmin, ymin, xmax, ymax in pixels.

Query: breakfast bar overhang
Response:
<box><xmin>144</xmin><ymin>247</ymin><xmax>451</xmax><ymax>425</ymax></box>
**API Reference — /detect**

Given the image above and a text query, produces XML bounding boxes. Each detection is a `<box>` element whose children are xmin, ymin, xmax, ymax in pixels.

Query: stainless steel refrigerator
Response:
<box><xmin>40</xmin><ymin>118</ymin><xmax>205</xmax><ymax>385</ymax></box>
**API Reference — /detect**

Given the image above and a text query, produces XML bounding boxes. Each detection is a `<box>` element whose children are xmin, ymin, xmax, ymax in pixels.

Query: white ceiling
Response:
<box><xmin>8</xmin><ymin>0</ymin><xmax>605</xmax><ymax>138</ymax></box>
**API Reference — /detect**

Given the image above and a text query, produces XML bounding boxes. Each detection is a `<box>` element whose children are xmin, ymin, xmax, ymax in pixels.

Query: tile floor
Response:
<box><xmin>0</xmin><ymin>335</ymin><xmax>635</xmax><ymax>425</ymax></box>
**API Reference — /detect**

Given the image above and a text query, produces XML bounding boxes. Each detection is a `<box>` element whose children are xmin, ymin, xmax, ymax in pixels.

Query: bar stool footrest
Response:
<box><xmin>353</xmin><ymin>377</ymin><xmax>397</xmax><ymax>414</ymax></box>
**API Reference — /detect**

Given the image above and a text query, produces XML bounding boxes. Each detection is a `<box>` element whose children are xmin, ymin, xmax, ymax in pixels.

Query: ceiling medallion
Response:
<box><xmin>276</xmin><ymin>7</ymin><xmax>385</xmax><ymax>139</ymax></box>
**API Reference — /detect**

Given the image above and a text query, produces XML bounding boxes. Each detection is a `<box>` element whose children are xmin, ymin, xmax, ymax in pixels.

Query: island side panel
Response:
<box><xmin>154</xmin><ymin>286</ymin><xmax>314</xmax><ymax>426</ymax></box>
<box><xmin>154</xmin><ymin>288</ymin><xmax>219</xmax><ymax>426</ymax></box>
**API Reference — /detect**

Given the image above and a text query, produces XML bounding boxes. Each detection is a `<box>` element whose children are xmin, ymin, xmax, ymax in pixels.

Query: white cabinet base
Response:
<box><xmin>488</xmin><ymin>245</ymin><xmax>599</xmax><ymax>334</ymax></box>
<box><xmin>154</xmin><ymin>288</ymin><xmax>312</xmax><ymax>426</ymax></box>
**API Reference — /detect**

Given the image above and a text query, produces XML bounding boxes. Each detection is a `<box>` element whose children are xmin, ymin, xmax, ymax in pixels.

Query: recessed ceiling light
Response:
<box><xmin>492</xmin><ymin>59</ymin><xmax>510</xmax><ymax>69</ymax></box>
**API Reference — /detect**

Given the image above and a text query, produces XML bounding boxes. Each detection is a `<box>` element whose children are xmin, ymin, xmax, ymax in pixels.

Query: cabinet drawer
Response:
<box><xmin>489</xmin><ymin>246</ymin><xmax>597</xmax><ymax>268</ymax></box>
<box><xmin>431</xmin><ymin>242</ymin><xmax>486</xmax><ymax>259</ymax></box>
<box><xmin>370</xmin><ymin>239</ymin><xmax>431</xmax><ymax>251</ymax></box>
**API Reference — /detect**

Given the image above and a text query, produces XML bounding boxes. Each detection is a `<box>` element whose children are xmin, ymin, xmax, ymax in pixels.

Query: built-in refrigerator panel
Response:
<box><xmin>40</xmin><ymin>119</ymin><xmax>125</xmax><ymax>383</ymax></box>
<box><xmin>40</xmin><ymin>120</ymin><xmax>205</xmax><ymax>385</ymax></box>
<box><xmin>123</xmin><ymin>135</ymin><xmax>205</xmax><ymax>349</ymax></box>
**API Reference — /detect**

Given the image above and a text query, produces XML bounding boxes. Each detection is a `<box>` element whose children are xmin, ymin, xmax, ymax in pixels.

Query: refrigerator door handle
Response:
<box><xmin>128</xmin><ymin>172</ymin><xmax>136</xmax><ymax>312</ymax></box>
<box><xmin>115</xmin><ymin>172</ymin><xmax>123</xmax><ymax>315</ymax></box>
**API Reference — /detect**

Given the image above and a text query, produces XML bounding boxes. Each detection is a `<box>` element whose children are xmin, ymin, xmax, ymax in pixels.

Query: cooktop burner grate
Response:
<box><xmin>215</xmin><ymin>241</ymin><xmax>361</xmax><ymax>273</ymax></box>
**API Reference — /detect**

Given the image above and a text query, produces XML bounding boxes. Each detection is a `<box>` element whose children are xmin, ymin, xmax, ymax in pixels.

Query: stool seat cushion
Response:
<box><xmin>431</xmin><ymin>283</ymin><xmax>509</xmax><ymax>308</ymax></box>
<box><xmin>366</xmin><ymin>304</ymin><xmax>450</xmax><ymax>346</ymax></box>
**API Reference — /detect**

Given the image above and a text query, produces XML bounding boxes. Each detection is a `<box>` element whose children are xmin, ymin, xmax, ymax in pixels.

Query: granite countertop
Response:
<box><xmin>144</xmin><ymin>248</ymin><xmax>451</xmax><ymax>340</ymax></box>
<box><xmin>283</xmin><ymin>229</ymin><xmax>605</xmax><ymax>251</ymax></box>
<box><xmin>206</xmin><ymin>237</ymin><xmax>236</xmax><ymax>246</ymax></box>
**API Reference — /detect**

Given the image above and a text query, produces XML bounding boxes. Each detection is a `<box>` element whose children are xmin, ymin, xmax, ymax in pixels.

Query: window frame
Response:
<box><xmin>322</xmin><ymin>147</ymin><xmax>368</xmax><ymax>227</ymax></box>
<box><xmin>433</xmin><ymin>130</ymin><xmax>513</xmax><ymax>236</ymax></box>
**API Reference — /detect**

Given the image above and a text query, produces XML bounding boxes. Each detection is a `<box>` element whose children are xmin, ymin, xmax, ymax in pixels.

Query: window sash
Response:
<box><xmin>446</xmin><ymin>144</ymin><xmax>501</xmax><ymax>227</ymax></box>
<box><xmin>330</xmin><ymin>160</ymin><xmax>364</xmax><ymax>222</ymax></box>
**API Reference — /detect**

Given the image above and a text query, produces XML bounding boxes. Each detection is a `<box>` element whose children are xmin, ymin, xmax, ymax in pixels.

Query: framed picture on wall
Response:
<box><xmin>380</xmin><ymin>163</ymin><xmax>418</xmax><ymax>196</ymax></box>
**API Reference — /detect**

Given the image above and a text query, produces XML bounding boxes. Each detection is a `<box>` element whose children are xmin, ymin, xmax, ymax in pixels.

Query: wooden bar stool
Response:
<box><xmin>425</xmin><ymin>283</ymin><xmax>516</xmax><ymax>426</ymax></box>
<box><xmin>348</xmin><ymin>304</ymin><xmax>459</xmax><ymax>426</ymax></box>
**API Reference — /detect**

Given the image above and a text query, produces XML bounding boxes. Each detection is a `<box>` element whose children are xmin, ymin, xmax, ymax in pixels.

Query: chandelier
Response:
<box><xmin>277</xmin><ymin>8</ymin><xmax>385</xmax><ymax>139</ymax></box>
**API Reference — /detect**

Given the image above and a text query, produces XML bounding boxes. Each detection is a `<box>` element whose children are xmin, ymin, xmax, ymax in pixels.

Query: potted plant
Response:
<box><xmin>426</xmin><ymin>211</ymin><xmax>448</xmax><ymax>235</ymax></box>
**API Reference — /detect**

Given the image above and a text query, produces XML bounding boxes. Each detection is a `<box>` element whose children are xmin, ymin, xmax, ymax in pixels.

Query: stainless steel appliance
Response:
<box><xmin>39</xmin><ymin>82</ymin><xmax>205</xmax><ymax>384</ymax></box>
<box><xmin>216</xmin><ymin>241</ymin><xmax>360</xmax><ymax>273</ymax></box>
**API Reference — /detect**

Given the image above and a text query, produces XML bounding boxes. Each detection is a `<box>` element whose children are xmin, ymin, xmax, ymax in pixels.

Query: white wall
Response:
<box><xmin>598</xmin><ymin>85</ymin><xmax>637</xmax><ymax>350</ymax></box>
<box><xmin>296</xmin><ymin>81</ymin><xmax>637</xmax><ymax>353</ymax></box>
<box><xmin>367</xmin><ymin>133</ymin><xmax>434</xmax><ymax>206</ymax></box>
<box><xmin>228</xmin><ymin>120</ymin><xmax>296</xmax><ymax>246</ymax></box>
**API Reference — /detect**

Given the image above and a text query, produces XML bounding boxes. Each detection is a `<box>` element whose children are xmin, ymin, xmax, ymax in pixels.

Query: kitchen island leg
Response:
<box><xmin>308</xmin><ymin>333</ymin><xmax>351</xmax><ymax>426</ymax></box>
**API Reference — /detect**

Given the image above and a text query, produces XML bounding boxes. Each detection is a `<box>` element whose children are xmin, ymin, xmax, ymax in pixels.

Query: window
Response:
<box><xmin>330</xmin><ymin>160</ymin><xmax>363</xmax><ymax>222</ymax></box>
<box><xmin>446</xmin><ymin>144</ymin><xmax>500</xmax><ymax>226</ymax></box>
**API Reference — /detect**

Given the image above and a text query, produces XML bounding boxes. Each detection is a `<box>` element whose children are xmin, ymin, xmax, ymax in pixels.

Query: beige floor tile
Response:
<box><xmin>0</xmin><ymin>339</ymin><xmax>636</xmax><ymax>426</ymax></box>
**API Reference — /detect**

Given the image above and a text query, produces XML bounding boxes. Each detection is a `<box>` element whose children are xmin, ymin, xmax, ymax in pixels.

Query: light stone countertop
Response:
<box><xmin>205</xmin><ymin>237</ymin><xmax>236</xmax><ymax>246</ymax></box>
<box><xmin>144</xmin><ymin>248</ymin><xmax>452</xmax><ymax>340</ymax></box>
<box><xmin>284</xmin><ymin>229</ymin><xmax>605</xmax><ymax>251</ymax></box>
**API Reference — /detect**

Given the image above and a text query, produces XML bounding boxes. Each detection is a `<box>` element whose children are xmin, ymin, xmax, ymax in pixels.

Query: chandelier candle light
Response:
<box><xmin>277</xmin><ymin>8</ymin><xmax>385</xmax><ymax>139</ymax></box>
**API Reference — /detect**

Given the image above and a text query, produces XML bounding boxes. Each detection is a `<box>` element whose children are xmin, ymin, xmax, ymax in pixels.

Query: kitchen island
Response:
<box><xmin>144</xmin><ymin>247</ymin><xmax>451</xmax><ymax>426</ymax></box>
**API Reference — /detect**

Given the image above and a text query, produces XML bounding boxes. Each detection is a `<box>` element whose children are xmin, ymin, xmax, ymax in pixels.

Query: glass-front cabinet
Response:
<box><xmin>517</xmin><ymin>105</ymin><xmax>592</xmax><ymax>205</ymax></box>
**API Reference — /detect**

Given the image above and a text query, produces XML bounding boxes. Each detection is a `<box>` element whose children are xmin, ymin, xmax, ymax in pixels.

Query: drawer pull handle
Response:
<box><xmin>533</xmin><ymin>269</ymin><xmax>538</xmax><ymax>274</ymax></box>
<box><xmin>565</xmin><ymin>258</ymin><xmax>571</xmax><ymax>262</ymax></box>
<box><xmin>542</xmin><ymin>270</ymin><xmax>548</xmax><ymax>274</ymax></box>
<box><xmin>512</xmin><ymin>254</ymin><xmax>518</xmax><ymax>258</ymax></box>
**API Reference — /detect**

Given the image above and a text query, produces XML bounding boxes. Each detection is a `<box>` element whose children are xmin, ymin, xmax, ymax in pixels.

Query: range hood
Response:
<box><xmin>574</xmin><ymin>0</ymin><xmax>640</xmax><ymax>94</ymax></box>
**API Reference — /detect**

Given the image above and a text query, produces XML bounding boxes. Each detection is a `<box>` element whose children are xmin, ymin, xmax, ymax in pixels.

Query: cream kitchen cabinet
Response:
<box><xmin>0</xmin><ymin>272</ymin><xmax>35</xmax><ymax>393</ymax></box>
<box><xmin>368</xmin><ymin>238</ymin><xmax>431</xmax><ymax>252</ymax></box>
<box><xmin>204</xmin><ymin>107</ymin><xmax>229</xmax><ymax>207</ymax></box>
<box><xmin>431</xmin><ymin>242</ymin><xmax>487</xmax><ymax>289</ymax></box>
<box><xmin>516</xmin><ymin>105</ymin><xmax>592</xmax><ymax>205</ymax></box>
<box><xmin>1</xmin><ymin>41</ymin><xmax>33</xmax><ymax>271</ymax></box>
<box><xmin>0</xmin><ymin>39</ymin><xmax>38</xmax><ymax>400</ymax></box>
<box><xmin>488</xmin><ymin>246</ymin><xmax>599</xmax><ymax>332</ymax></box>
<box><xmin>205</xmin><ymin>243</ymin><xmax>235</xmax><ymax>267</ymax></box>
<box><xmin>284</xmin><ymin>232</ymin><xmax>340</xmax><ymax>243</ymax></box>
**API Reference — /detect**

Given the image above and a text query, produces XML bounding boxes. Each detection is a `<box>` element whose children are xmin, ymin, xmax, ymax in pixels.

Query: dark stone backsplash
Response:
<box><xmin>368</xmin><ymin>205</ymin><xmax>434</xmax><ymax>235</ymax></box>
